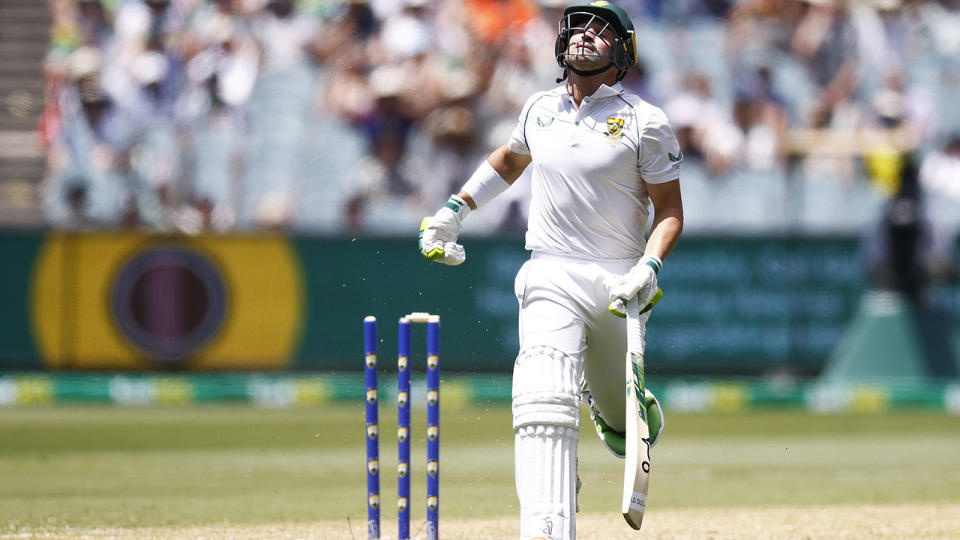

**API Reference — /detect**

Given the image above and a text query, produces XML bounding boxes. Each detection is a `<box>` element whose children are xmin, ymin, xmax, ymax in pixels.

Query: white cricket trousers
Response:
<box><xmin>514</xmin><ymin>251</ymin><xmax>641</xmax><ymax>434</ymax></box>
<box><xmin>511</xmin><ymin>252</ymin><xmax>645</xmax><ymax>540</ymax></box>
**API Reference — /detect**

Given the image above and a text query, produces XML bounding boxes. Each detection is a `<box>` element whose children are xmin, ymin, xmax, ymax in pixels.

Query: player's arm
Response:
<box><xmin>456</xmin><ymin>145</ymin><xmax>532</xmax><ymax>210</ymax></box>
<box><xmin>643</xmin><ymin>179</ymin><xmax>683</xmax><ymax>262</ymax></box>
<box><xmin>606</xmin><ymin>179</ymin><xmax>684</xmax><ymax>316</ymax></box>
<box><xmin>419</xmin><ymin>145</ymin><xmax>531</xmax><ymax>265</ymax></box>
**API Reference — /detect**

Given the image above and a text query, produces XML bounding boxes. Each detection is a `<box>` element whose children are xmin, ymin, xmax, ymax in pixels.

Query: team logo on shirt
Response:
<box><xmin>536</xmin><ymin>115</ymin><xmax>554</xmax><ymax>128</ymax></box>
<box><xmin>606</xmin><ymin>117</ymin><xmax>625</xmax><ymax>138</ymax></box>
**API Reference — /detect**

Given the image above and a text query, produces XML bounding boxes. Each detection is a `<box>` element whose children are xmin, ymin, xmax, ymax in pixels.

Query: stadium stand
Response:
<box><xmin>0</xmin><ymin>0</ymin><xmax>49</xmax><ymax>226</ymax></box>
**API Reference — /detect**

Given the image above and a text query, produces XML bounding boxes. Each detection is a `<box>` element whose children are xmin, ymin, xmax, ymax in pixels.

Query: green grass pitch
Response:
<box><xmin>1</xmin><ymin>403</ymin><xmax>958</xmax><ymax>536</ymax></box>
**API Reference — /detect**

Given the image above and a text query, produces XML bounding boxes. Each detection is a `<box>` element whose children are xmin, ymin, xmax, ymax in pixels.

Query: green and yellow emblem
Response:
<box><xmin>606</xmin><ymin>117</ymin><xmax>625</xmax><ymax>138</ymax></box>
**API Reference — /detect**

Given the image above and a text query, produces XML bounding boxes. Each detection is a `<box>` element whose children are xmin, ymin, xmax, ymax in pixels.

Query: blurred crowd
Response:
<box><xmin>39</xmin><ymin>0</ymin><xmax>960</xmax><ymax>236</ymax></box>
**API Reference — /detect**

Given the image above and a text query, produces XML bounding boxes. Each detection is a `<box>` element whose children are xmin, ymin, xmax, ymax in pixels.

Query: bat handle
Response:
<box><xmin>612</xmin><ymin>288</ymin><xmax>663</xmax><ymax>318</ymax></box>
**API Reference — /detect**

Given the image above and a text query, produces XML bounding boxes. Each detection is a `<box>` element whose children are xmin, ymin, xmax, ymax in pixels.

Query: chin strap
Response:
<box><xmin>558</xmin><ymin>61</ymin><xmax>617</xmax><ymax>82</ymax></box>
<box><xmin>569</xmin><ymin>62</ymin><xmax>614</xmax><ymax>76</ymax></box>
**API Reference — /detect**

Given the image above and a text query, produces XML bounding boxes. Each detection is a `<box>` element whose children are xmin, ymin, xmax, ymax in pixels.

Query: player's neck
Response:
<box><xmin>566</xmin><ymin>72</ymin><xmax>618</xmax><ymax>108</ymax></box>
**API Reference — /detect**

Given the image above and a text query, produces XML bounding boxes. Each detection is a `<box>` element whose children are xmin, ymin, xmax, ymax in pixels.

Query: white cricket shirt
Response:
<box><xmin>508</xmin><ymin>83</ymin><xmax>682</xmax><ymax>260</ymax></box>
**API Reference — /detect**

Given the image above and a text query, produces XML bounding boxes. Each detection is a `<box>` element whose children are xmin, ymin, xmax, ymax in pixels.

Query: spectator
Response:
<box><xmin>43</xmin><ymin>48</ymin><xmax>132</xmax><ymax>226</ymax></box>
<box><xmin>181</xmin><ymin>0</ymin><xmax>259</xmax><ymax>231</ymax></box>
<box><xmin>664</xmin><ymin>72</ymin><xmax>741</xmax><ymax>176</ymax></box>
<box><xmin>34</xmin><ymin>0</ymin><xmax>960</xmax><ymax>237</ymax></box>
<box><xmin>620</xmin><ymin>57</ymin><xmax>659</xmax><ymax>106</ymax></box>
<box><xmin>344</xmin><ymin>122</ymin><xmax>425</xmax><ymax>232</ymax></box>
<box><xmin>790</xmin><ymin>0</ymin><xmax>861</xmax><ymax>129</ymax></box>
<box><xmin>76</xmin><ymin>0</ymin><xmax>114</xmax><ymax>49</ymax></box>
<box><xmin>414</xmin><ymin>105</ymin><xmax>485</xmax><ymax>206</ymax></box>
<box><xmin>731</xmin><ymin>66</ymin><xmax>790</xmax><ymax>171</ymax></box>
<box><xmin>863</xmin><ymin>153</ymin><xmax>955</xmax><ymax>302</ymax></box>
<box><xmin>464</xmin><ymin>0</ymin><xmax>538</xmax><ymax>47</ymax></box>
<box><xmin>919</xmin><ymin>134</ymin><xmax>960</xmax><ymax>239</ymax></box>
<box><xmin>242</xmin><ymin>0</ymin><xmax>320</xmax><ymax>228</ymax></box>
<box><xmin>919</xmin><ymin>134</ymin><xmax>960</xmax><ymax>201</ymax></box>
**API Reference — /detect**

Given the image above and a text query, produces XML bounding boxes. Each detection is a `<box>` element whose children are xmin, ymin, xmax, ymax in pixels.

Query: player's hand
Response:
<box><xmin>418</xmin><ymin>197</ymin><xmax>468</xmax><ymax>266</ymax></box>
<box><xmin>605</xmin><ymin>256</ymin><xmax>661</xmax><ymax>317</ymax></box>
<box><xmin>608</xmin><ymin>287</ymin><xmax>663</xmax><ymax>318</ymax></box>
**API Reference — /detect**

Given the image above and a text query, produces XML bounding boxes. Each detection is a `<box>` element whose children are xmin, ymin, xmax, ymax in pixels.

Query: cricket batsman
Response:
<box><xmin>419</xmin><ymin>2</ymin><xmax>683</xmax><ymax>538</ymax></box>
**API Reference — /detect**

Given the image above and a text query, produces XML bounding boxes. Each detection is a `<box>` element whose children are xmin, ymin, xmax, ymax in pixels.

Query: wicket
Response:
<box><xmin>364</xmin><ymin>313</ymin><xmax>440</xmax><ymax>540</ymax></box>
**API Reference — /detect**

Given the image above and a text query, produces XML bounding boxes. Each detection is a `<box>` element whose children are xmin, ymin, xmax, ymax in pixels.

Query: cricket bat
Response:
<box><xmin>617</xmin><ymin>290</ymin><xmax>660</xmax><ymax>530</ymax></box>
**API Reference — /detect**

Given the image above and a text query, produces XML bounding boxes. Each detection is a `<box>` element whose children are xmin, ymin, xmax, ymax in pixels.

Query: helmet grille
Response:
<box><xmin>554</xmin><ymin>10</ymin><xmax>636</xmax><ymax>81</ymax></box>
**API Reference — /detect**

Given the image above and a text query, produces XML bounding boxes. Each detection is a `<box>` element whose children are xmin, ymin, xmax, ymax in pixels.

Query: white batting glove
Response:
<box><xmin>419</xmin><ymin>196</ymin><xmax>470</xmax><ymax>266</ymax></box>
<box><xmin>605</xmin><ymin>255</ymin><xmax>662</xmax><ymax>317</ymax></box>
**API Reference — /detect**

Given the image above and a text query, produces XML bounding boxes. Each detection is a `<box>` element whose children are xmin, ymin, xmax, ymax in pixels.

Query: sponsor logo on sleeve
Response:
<box><xmin>536</xmin><ymin>116</ymin><xmax>555</xmax><ymax>128</ymax></box>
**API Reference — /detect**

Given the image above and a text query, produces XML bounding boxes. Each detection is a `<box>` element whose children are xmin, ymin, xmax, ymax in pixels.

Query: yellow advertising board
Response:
<box><xmin>31</xmin><ymin>233</ymin><xmax>303</xmax><ymax>370</ymax></box>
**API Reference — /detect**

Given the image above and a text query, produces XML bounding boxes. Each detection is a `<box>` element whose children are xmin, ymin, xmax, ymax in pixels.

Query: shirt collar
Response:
<box><xmin>592</xmin><ymin>82</ymin><xmax>624</xmax><ymax>99</ymax></box>
<box><xmin>559</xmin><ymin>82</ymin><xmax>625</xmax><ymax>102</ymax></box>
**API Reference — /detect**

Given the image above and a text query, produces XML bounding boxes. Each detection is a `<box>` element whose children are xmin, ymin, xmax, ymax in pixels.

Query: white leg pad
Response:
<box><xmin>515</xmin><ymin>424</ymin><xmax>578</xmax><ymax>540</ymax></box>
<box><xmin>512</xmin><ymin>346</ymin><xmax>581</xmax><ymax>540</ymax></box>
<box><xmin>512</xmin><ymin>345</ymin><xmax>581</xmax><ymax>431</ymax></box>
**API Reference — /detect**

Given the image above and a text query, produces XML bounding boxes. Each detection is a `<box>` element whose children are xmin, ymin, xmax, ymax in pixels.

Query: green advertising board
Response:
<box><xmin>651</xmin><ymin>237</ymin><xmax>869</xmax><ymax>374</ymax></box>
<box><xmin>1</xmin><ymin>231</ymin><xmax>957</xmax><ymax>375</ymax></box>
<box><xmin>0</xmin><ymin>231</ymin><xmax>42</xmax><ymax>365</ymax></box>
<box><xmin>293</xmin><ymin>235</ymin><xmax>529</xmax><ymax>373</ymax></box>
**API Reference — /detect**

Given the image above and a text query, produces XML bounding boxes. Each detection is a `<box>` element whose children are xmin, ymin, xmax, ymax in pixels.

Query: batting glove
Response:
<box><xmin>418</xmin><ymin>196</ymin><xmax>469</xmax><ymax>266</ymax></box>
<box><xmin>606</xmin><ymin>255</ymin><xmax>662</xmax><ymax>317</ymax></box>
